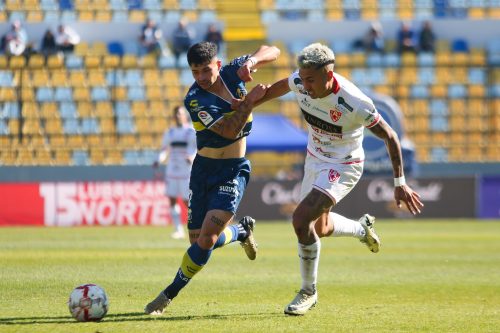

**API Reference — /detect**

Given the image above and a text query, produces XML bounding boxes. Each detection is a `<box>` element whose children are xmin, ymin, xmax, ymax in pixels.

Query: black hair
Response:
<box><xmin>187</xmin><ymin>42</ymin><xmax>218</xmax><ymax>66</ymax></box>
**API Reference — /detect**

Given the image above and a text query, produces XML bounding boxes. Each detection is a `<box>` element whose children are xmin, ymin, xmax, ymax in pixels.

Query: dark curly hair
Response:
<box><xmin>187</xmin><ymin>42</ymin><xmax>218</xmax><ymax>66</ymax></box>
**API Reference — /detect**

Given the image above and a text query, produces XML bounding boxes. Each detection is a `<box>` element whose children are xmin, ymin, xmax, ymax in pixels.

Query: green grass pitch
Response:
<box><xmin>1</xmin><ymin>220</ymin><xmax>499</xmax><ymax>333</ymax></box>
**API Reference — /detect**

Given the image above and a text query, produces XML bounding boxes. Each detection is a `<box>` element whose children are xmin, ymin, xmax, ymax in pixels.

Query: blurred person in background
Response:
<box><xmin>139</xmin><ymin>19</ymin><xmax>165</xmax><ymax>56</ymax></box>
<box><xmin>41</xmin><ymin>29</ymin><xmax>57</xmax><ymax>57</ymax></box>
<box><xmin>204</xmin><ymin>23</ymin><xmax>224</xmax><ymax>54</ymax></box>
<box><xmin>397</xmin><ymin>21</ymin><xmax>417</xmax><ymax>53</ymax></box>
<box><xmin>55</xmin><ymin>24</ymin><xmax>80</xmax><ymax>54</ymax></box>
<box><xmin>363</xmin><ymin>21</ymin><xmax>385</xmax><ymax>53</ymax></box>
<box><xmin>3</xmin><ymin>21</ymin><xmax>28</xmax><ymax>56</ymax></box>
<box><xmin>144</xmin><ymin>41</ymin><xmax>281</xmax><ymax>315</ymax></box>
<box><xmin>419</xmin><ymin>20</ymin><xmax>436</xmax><ymax>53</ymax></box>
<box><xmin>258</xmin><ymin>42</ymin><xmax>424</xmax><ymax>315</ymax></box>
<box><xmin>171</xmin><ymin>18</ymin><xmax>195</xmax><ymax>66</ymax></box>
<box><xmin>153</xmin><ymin>105</ymin><xmax>197</xmax><ymax>240</ymax></box>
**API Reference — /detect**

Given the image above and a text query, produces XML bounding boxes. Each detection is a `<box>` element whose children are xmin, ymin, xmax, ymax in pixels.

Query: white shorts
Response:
<box><xmin>300</xmin><ymin>153</ymin><xmax>363</xmax><ymax>205</ymax></box>
<box><xmin>165</xmin><ymin>177</ymin><xmax>190</xmax><ymax>201</ymax></box>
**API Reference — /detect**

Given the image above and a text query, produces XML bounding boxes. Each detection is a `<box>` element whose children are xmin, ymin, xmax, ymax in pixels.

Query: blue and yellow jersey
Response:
<box><xmin>184</xmin><ymin>55</ymin><xmax>253</xmax><ymax>150</ymax></box>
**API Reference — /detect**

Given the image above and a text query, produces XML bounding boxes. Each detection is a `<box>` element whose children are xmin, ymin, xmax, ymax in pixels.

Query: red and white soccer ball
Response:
<box><xmin>68</xmin><ymin>284</ymin><xmax>109</xmax><ymax>322</ymax></box>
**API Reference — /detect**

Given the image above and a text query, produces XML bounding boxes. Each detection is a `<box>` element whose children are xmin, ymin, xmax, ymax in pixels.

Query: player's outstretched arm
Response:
<box><xmin>237</xmin><ymin>45</ymin><xmax>281</xmax><ymax>82</ymax></box>
<box><xmin>254</xmin><ymin>78</ymin><xmax>291</xmax><ymax>107</ymax></box>
<box><xmin>368</xmin><ymin>119</ymin><xmax>424</xmax><ymax>215</ymax></box>
<box><xmin>210</xmin><ymin>84</ymin><xmax>270</xmax><ymax>139</ymax></box>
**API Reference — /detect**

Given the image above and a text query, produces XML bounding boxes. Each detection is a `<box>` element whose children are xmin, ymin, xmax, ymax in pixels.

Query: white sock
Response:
<box><xmin>298</xmin><ymin>241</ymin><xmax>320</xmax><ymax>295</ymax></box>
<box><xmin>171</xmin><ymin>204</ymin><xmax>182</xmax><ymax>232</ymax></box>
<box><xmin>329</xmin><ymin>212</ymin><xmax>365</xmax><ymax>239</ymax></box>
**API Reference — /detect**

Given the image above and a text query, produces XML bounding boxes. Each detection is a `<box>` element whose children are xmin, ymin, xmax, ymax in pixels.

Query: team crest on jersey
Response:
<box><xmin>328</xmin><ymin>169</ymin><xmax>340</xmax><ymax>183</ymax></box>
<box><xmin>198</xmin><ymin>111</ymin><xmax>213</xmax><ymax>125</ymax></box>
<box><xmin>330</xmin><ymin>109</ymin><xmax>342</xmax><ymax>122</ymax></box>
<box><xmin>189</xmin><ymin>99</ymin><xmax>199</xmax><ymax>108</ymax></box>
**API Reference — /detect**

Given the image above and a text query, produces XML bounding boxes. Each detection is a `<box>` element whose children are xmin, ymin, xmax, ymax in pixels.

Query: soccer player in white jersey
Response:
<box><xmin>260</xmin><ymin>43</ymin><xmax>424</xmax><ymax>315</ymax></box>
<box><xmin>154</xmin><ymin>105</ymin><xmax>197</xmax><ymax>239</ymax></box>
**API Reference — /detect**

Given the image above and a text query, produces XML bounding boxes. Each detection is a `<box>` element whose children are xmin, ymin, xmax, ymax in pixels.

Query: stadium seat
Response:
<box><xmin>107</xmin><ymin>41</ymin><xmax>124</xmax><ymax>56</ymax></box>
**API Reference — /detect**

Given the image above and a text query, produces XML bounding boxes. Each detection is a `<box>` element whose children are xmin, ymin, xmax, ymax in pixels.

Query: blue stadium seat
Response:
<box><xmin>108</xmin><ymin>41</ymin><xmax>124</xmax><ymax>56</ymax></box>
<box><xmin>0</xmin><ymin>71</ymin><xmax>14</xmax><ymax>87</ymax></box>
<box><xmin>117</xmin><ymin>118</ymin><xmax>136</xmax><ymax>133</ymax></box>
<box><xmin>91</xmin><ymin>87</ymin><xmax>110</xmax><ymax>101</ymax></box>
<box><xmin>468</xmin><ymin>68</ymin><xmax>486</xmax><ymax>84</ymax></box>
<box><xmin>366</xmin><ymin>53</ymin><xmax>383</xmax><ymax>67</ymax></box>
<box><xmin>110</xmin><ymin>0</ymin><xmax>127</xmax><ymax>10</ymax></box>
<box><xmin>430</xmin><ymin>147</ymin><xmax>448</xmax><ymax>162</ymax></box>
<box><xmin>180</xmin><ymin>69</ymin><xmax>193</xmax><ymax>86</ymax></box>
<box><xmin>164</xmin><ymin>10</ymin><xmax>182</xmax><ymax>22</ymax></box>
<box><xmin>199</xmin><ymin>10</ymin><xmax>218</xmax><ymax>23</ymax></box>
<box><xmin>418</xmin><ymin>53</ymin><xmax>435</xmax><ymax>66</ymax></box>
<box><xmin>1</xmin><ymin>102</ymin><xmax>20</xmax><ymax>118</ymax></box>
<box><xmin>65</xmin><ymin>54</ymin><xmax>83</xmax><ymax>69</ymax></box>
<box><xmin>143</xmin><ymin>0</ymin><xmax>161</xmax><ymax>10</ymax></box>
<box><xmin>44</xmin><ymin>11</ymin><xmax>60</xmax><ymax>23</ymax></box>
<box><xmin>59</xmin><ymin>0</ymin><xmax>73</xmax><ymax>10</ymax></box>
<box><xmin>10</xmin><ymin>11</ymin><xmax>26</xmax><ymax>22</ymax></box>
<box><xmin>383</xmin><ymin>53</ymin><xmax>401</xmax><ymax>67</ymax></box>
<box><xmin>490</xmin><ymin>85</ymin><xmax>500</xmax><ymax>98</ymax></box>
<box><xmin>158</xmin><ymin>55</ymin><xmax>176</xmax><ymax>69</ymax></box>
<box><xmin>123</xmin><ymin>40</ymin><xmax>140</xmax><ymax>55</ymax></box>
<box><xmin>433</xmin><ymin>0</ymin><xmax>447</xmax><ymax>17</ymax></box>
<box><xmin>344</xmin><ymin>9</ymin><xmax>361</xmax><ymax>20</ymax></box>
<box><xmin>112</xmin><ymin>11</ymin><xmax>129</xmax><ymax>22</ymax></box>
<box><xmin>63</xmin><ymin>119</ymin><xmax>80</xmax><ymax>134</ymax></box>
<box><xmin>448</xmin><ymin>84</ymin><xmax>467</xmax><ymax>98</ymax></box>
<box><xmin>179</xmin><ymin>0</ymin><xmax>197</xmax><ymax>10</ymax></box>
<box><xmin>81</xmin><ymin>118</ymin><xmax>100</xmax><ymax>134</ymax></box>
<box><xmin>127</xmin><ymin>0</ymin><xmax>142</xmax><ymax>9</ymax></box>
<box><xmin>418</xmin><ymin>67</ymin><xmax>436</xmax><ymax>84</ymax></box>
<box><xmin>141</xmin><ymin>149</ymin><xmax>157</xmax><ymax>164</ymax></box>
<box><xmin>60</xmin><ymin>102</ymin><xmax>77</xmax><ymax>118</ymax></box>
<box><xmin>125</xmin><ymin>70</ymin><xmax>143</xmax><ymax>86</ymax></box>
<box><xmin>36</xmin><ymin>88</ymin><xmax>54</xmax><ymax>102</ymax></box>
<box><xmin>115</xmin><ymin>102</ymin><xmax>131</xmax><ymax>117</ymax></box>
<box><xmin>54</xmin><ymin>87</ymin><xmax>73</xmax><ymax>102</ymax></box>
<box><xmin>411</xmin><ymin>85</ymin><xmax>430</xmax><ymax>98</ymax></box>
<box><xmin>72</xmin><ymin>150</ymin><xmax>89</xmax><ymax>165</ymax></box>
<box><xmin>452</xmin><ymin>39</ymin><xmax>469</xmax><ymax>52</ymax></box>
<box><xmin>128</xmin><ymin>87</ymin><xmax>145</xmax><ymax>101</ymax></box>
<box><xmin>430</xmin><ymin>99</ymin><xmax>448</xmax><ymax>116</ymax></box>
<box><xmin>0</xmin><ymin>120</ymin><xmax>8</xmax><ymax>135</ymax></box>
<box><xmin>430</xmin><ymin>116</ymin><xmax>449</xmax><ymax>131</ymax></box>
<box><xmin>41</xmin><ymin>0</ymin><xmax>59</xmax><ymax>10</ymax></box>
<box><xmin>60</xmin><ymin>10</ymin><xmax>77</xmax><ymax>23</ymax></box>
<box><xmin>123</xmin><ymin>150</ymin><xmax>141</xmax><ymax>164</ymax></box>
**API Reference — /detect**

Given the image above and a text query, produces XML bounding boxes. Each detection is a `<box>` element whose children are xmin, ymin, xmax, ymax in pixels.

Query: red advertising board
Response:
<box><xmin>0</xmin><ymin>181</ymin><xmax>183</xmax><ymax>226</ymax></box>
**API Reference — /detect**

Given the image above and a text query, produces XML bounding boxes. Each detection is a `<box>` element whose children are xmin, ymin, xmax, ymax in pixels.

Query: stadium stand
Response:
<box><xmin>0</xmin><ymin>0</ymin><xmax>499</xmax><ymax>171</ymax></box>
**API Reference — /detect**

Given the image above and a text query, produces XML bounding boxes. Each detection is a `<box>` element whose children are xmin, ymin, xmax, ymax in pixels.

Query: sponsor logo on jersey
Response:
<box><xmin>328</xmin><ymin>169</ymin><xmax>340</xmax><ymax>183</ymax></box>
<box><xmin>236</xmin><ymin>87</ymin><xmax>246</xmax><ymax>99</ymax></box>
<box><xmin>330</xmin><ymin>109</ymin><xmax>342</xmax><ymax>122</ymax></box>
<box><xmin>189</xmin><ymin>99</ymin><xmax>199</xmax><ymax>108</ymax></box>
<box><xmin>198</xmin><ymin>111</ymin><xmax>213</xmax><ymax>125</ymax></box>
<box><xmin>301</xmin><ymin>108</ymin><xmax>342</xmax><ymax>134</ymax></box>
<box><xmin>337</xmin><ymin>97</ymin><xmax>353</xmax><ymax>113</ymax></box>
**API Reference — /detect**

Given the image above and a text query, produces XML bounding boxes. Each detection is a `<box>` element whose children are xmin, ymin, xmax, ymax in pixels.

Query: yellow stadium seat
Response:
<box><xmin>40</xmin><ymin>102</ymin><xmax>58</xmax><ymax>118</ymax></box>
<box><xmin>47</xmin><ymin>55</ymin><xmax>64</xmax><ymax>69</ymax></box>
<box><xmin>79</xmin><ymin>10</ymin><xmax>95</xmax><ymax>22</ymax></box>
<box><xmin>141</xmin><ymin>55</ymin><xmax>157</xmax><ymax>69</ymax></box>
<box><xmin>9</xmin><ymin>56</ymin><xmax>26</xmax><ymax>69</ymax></box>
<box><xmin>90</xmin><ymin>148</ymin><xmax>106</xmax><ymax>164</ymax></box>
<box><xmin>95</xmin><ymin>11</ymin><xmax>111</xmax><ymax>22</ymax></box>
<box><xmin>74</xmin><ymin>0</ymin><xmax>91</xmax><ymax>9</ymax></box>
<box><xmin>6</xmin><ymin>0</ymin><xmax>22</xmax><ymax>10</ymax></box>
<box><xmin>28</xmin><ymin>54</ymin><xmax>45</xmax><ymax>68</ymax></box>
<box><xmin>0</xmin><ymin>11</ymin><xmax>7</xmax><ymax>22</ymax></box>
<box><xmin>146</xmin><ymin>87</ymin><xmax>163</xmax><ymax>100</ymax></box>
<box><xmin>398</xmin><ymin>8</ymin><xmax>413</xmax><ymax>19</ymax></box>
<box><xmin>183</xmin><ymin>11</ymin><xmax>198</xmax><ymax>21</ymax></box>
<box><xmin>488</xmin><ymin>8</ymin><xmax>500</xmax><ymax>18</ymax></box>
<box><xmin>0</xmin><ymin>55</ymin><xmax>7</xmax><ymax>69</ymax></box>
<box><xmin>100</xmin><ymin>119</ymin><xmax>115</xmax><ymax>134</ymax></box>
<box><xmin>95</xmin><ymin>101</ymin><xmax>113</xmax><ymax>117</ymax></box>
<box><xmin>27</xmin><ymin>11</ymin><xmax>43</xmax><ymax>22</ymax></box>
<box><xmin>22</xmin><ymin>102</ymin><xmax>39</xmax><ymax>118</ymax></box>
<box><xmin>103</xmin><ymin>55</ymin><xmax>120</xmax><ymax>68</ymax></box>
<box><xmin>468</xmin><ymin>85</ymin><xmax>486</xmax><ymax>98</ymax></box>
<box><xmin>327</xmin><ymin>9</ymin><xmax>343</xmax><ymax>20</ymax></box>
<box><xmin>143</xmin><ymin>70</ymin><xmax>160</xmax><ymax>86</ymax></box>
<box><xmin>430</xmin><ymin>85</ymin><xmax>447</xmax><ymax>98</ymax></box>
<box><xmin>199</xmin><ymin>0</ymin><xmax>215</xmax><ymax>9</ymax></box>
<box><xmin>54</xmin><ymin>148</ymin><xmax>71</xmax><ymax>164</ymax></box>
<box><xmin>129</xmin><ymin>10</ymin><xmax>146</xmax><ymax>23</ymax></box>
<box><xmin>74</xmin><ymin>42</ymin><xmax>89</xmax><ymax>56</ymax></box>
<box><xmin>77</xmin><ymin>101</ymin><xmax>93</xmax><ymax>117</ymax></box>
<box><xmin>69</xmin><ymin>70</ymin><xmax>87</xmax><ymax>87</ymax></box>
<box><xmin>88</xmin><ymin>70</ymin><xmax>106</xmax><ymax>86</ymax></box>
<box><xmin>90</xmin><ymin>42</ymin><xmax>107</xmax><ymax>56</ymax></box>
<box><xmin>85</xmin><ymin>55</ymin><xmax>101</xmax><ymax>68</ymax></box>
<box><xmin>66</xmin><ymin>135</ymin><xmax>86</xmax><ymax>148</ymax></box>
<box><xmin>51</xmin><ymin>70</ymin><xmax>68</xmax><ymax>86</ymax></box>
<box><xmin>449</xmin><ymin>100</ymin><xmax>466</xmax><ymax>115</ymax></box>
<box><xmin>122</xmin><ymin>55</ymin><xmax>138</xmax><ymax>68</ymax></box>
<box><xmin>162</xmin><ymin>0</ymin><xmax>178</xmax><ymax>9</ymax></box>
<box><xmin>50</xmin><ymin>135</ymin><xmax>66</xmax><ymax>147</ymax></box>
<box><xmin>470</xmin><ymin>48</ymin><xmax>486</xmax><ymax>66</ymax></box>
<box><xmin>45</xmin><ymin>118</ymin><xmax>63</xmax><ymax>134</ymax></box>
<box><xmin>131</xmin><ymin>101</ymin><xmax>148</xmax><ymax>116</ymax></box>
<box><xmin>112</xmin><ymin>87</ymin><xmax>127</xmax><ymax>101</ymax></box>
<box><xmin>73</xmin><ymin>87</ymin><xmax>90</xmax><ymax>102</ymax></box>
<box><xmin>469</xmin><ymin>8</ymin><xmax>485</xmax><ymax>19</ymax></box>
<box><xmin>21</xmin><ymin>88</ymin><xmax>34</xmax><ymax>101</ymax></box>
<box><xmin>0</xmin><ymin>88</ymin><xmax>17</xmax><ymax>101</ymax></box>
<box><xmin>161</xmin><ymin>69</ymin><xmax>179</xmax><ymax>85</ymax></box>
<box><xmin>118</xmin><ymin>134</ymin><xmax>137</xmax><ymax>148</ymax></box>
<box><xmin>16</xmin><ymin>148</ymin><xmax>36</xmax><ymax>165</ymax></box>
<box><xmin>22</xmin><ymin>119</ymin><xmax>42</xmax><ymax>135</ymax></box>
<box><xmin>87</xmin><ymin>134</ymin><xmax>102</xmax><ymax>146</ymax></box>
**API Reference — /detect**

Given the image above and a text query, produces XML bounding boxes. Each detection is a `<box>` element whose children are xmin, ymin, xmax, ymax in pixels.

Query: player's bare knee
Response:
<box><xmin>197</xmin><ymin>234</ymin><xmax>217</xmax><ymax>250</ymax></box>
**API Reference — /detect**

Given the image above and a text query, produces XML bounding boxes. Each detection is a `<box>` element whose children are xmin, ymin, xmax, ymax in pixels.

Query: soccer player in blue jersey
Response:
<box><xmin>145</xmin><ymin>41</ymin><xmax>281</xmax><ymax>315</ymax></box>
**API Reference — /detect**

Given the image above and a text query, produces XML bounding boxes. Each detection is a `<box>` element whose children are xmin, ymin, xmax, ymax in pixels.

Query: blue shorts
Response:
<box><xmin>187</xmin><ymin>155</ymin><xmax>251</xmax><ymax>230</ymax></box>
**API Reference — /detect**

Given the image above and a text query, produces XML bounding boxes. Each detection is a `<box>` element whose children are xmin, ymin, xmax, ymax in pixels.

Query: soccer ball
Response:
<box><xmin>68</xmin><ymin>284</ymin><xmax>109</xmax><ymax>322</ymax></box>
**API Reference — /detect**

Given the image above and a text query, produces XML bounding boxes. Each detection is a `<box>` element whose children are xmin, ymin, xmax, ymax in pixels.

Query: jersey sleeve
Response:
<box><xmin>287</xmin><ymin>71</ymin><xmax>302</xmax><ymax>93</ymax></box>
<box><xmin>227</xmin><ymin>54</ymin><xmax>252</xmax><ymax>72</ymax></box>
<box><xmin>184</xmin><ymin>96</ymin><xmax>224</xmax><ymax>130</ymax></box>
<box><xmin>354</xmin><ymin>98</ymin><xmax>382</xmax><ymax>128</ymax></box>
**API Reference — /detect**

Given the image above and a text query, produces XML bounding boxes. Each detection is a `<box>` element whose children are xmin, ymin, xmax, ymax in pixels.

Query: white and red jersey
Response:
<box><xmin>158</xmin><ymin>125</ymin><xmax>197</xmax><ymax>179</ymax></box>
<box><xmin>288</xmin><ymin>71</ymin><xmax>382</xmax><ymax>164</ymax></box>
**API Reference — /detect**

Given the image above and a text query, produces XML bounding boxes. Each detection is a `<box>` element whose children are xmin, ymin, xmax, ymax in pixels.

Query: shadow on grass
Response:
<box><xmin>0</xmin><ymin>311</ymin><xmax>279</xmax><ymax>325</ymax></box>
